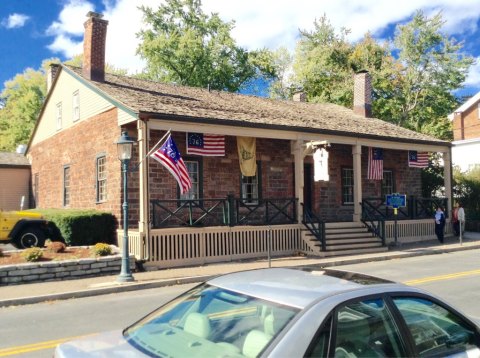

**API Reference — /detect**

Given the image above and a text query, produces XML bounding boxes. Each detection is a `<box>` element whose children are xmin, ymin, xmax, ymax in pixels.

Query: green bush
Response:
<box><xmin>34</xmin><ymin>209</ymin><xmax>117</xmax><ymax>246</ymax></box>
<box><xmin>91</xmin><ymin>243</ymin><xmax>113</xmax><ymax>257</ymax></box>
<box><xmin>21</xmin><ymin>247</ymin><xmax>43</xmax><ymax>262</ymax></box>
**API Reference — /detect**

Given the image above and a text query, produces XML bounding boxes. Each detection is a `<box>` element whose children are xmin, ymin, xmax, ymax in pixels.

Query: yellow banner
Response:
<box><xmin>237</xmin><ymin>137</ymin><xmax>256</xmax><ymax>176</ymax></box>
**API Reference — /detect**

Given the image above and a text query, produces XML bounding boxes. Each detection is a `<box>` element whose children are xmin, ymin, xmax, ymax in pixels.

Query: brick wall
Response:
<box><xmin>453</xmin><ymin>102</ymin><xmax>480</xmax><ymax>141</ymax></box>
<box><xmin>312</xmin><ymin>144</ymin><xmax>422</xmax><ymax>221</ymax></box>
<box><xmin>29</xmin><ymin>108</ymin><xmax>123</xmax><ymax>220</ymax></box>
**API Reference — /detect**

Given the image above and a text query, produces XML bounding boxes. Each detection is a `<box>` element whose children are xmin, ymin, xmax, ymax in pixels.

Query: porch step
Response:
<box><xmin>301</xmin><ymin>221</ymin><xmax>388</xmax><ymax>258</ymax></box>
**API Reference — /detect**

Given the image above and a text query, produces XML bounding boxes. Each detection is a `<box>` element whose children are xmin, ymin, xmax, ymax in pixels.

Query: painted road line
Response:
<box><xmin>0</xmin><ymin>335</ymin><xmax>90</xmax><ymax>357</ymax></box>
<box><xmin>403</xmin><ymin>268</ymin><xmax>480</xmax><ymax>286</ymax></box>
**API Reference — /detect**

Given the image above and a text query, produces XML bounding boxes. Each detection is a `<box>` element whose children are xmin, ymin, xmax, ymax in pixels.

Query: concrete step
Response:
<box><xmin>325</xmin><ymin>241</ymin><xmax>383</xmax><ymax>249</ymax></box>
<box><xmin>326</xmin><ymin>227</ymin><xmax>370</xmax><ymax>235</ymax></box>
<box><xmin>326</xmin><ymin>232</ymin><xmax>373</xmax><ymax>239</ymax></box>
<box><xmin>325</xmin><ymin>222</ymin><xmax>366</xmax><ymax>229</ymax></box>
<box><xmin>319</xmin><ymin>246</ymin><xmax>389</xmax><ymax>257</ymax></box>
<box><xmin>323</xmin><ymin>237</ymin><xmax>380</xmax><ymax>245</ymax></box>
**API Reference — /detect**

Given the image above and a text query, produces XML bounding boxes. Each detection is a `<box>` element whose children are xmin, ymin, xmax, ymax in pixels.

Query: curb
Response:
<box><xmin>1</xmin><ymin>241</ymin><xmax>479</xmax><ymax>308</ymax></box>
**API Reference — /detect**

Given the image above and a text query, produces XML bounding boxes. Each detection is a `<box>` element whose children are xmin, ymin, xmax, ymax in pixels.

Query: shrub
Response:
<box><xmin>36</xmin><ymin>209</ymin><xmax>117</xmax><ymax>246</ymax></box>
<box><xmin>21</xmin><ymin>247</ymin><xmax>43</xmax><ymax>262</ymax></box>
<box><xmin>46</xmin><ymin>241</ymin><xmax>66</xmax><ymax>253</ymax></box>
<box><xmin>91</xmin><ymin>243</ymin><xmax>112</xmax><ymax>257</ymax></box>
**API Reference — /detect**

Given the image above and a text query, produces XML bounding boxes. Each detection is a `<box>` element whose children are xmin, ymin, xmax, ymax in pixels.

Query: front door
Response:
<box><xmin>303</xmin><ymin>163</ymin><xmax>313</xmax><ymax>212</ymax></box>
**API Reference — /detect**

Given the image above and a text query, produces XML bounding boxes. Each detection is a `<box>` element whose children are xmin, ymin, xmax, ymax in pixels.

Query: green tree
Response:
<box><xmin>453</xmin><ymin>166</ymin><xmax>480</xmax><ymax>221</ymax></box>
<box><xmin>0</xmin><ymin>60</ymin><xmax>53</xmax><ymax>151</ymax></box>
<box><xmin>382</xmin><ymin>11</ymin><xmax>474</xmax><ymax>139</ymax></box>
<box><xmin>137</xmin><ymin>0</ymin><xmax>275</xmax><ymax>92</ymax></box>
<box><xmin>292</xmin><ymin>15</ymin><xmax>354</xmax><ymax>106</ymax></box>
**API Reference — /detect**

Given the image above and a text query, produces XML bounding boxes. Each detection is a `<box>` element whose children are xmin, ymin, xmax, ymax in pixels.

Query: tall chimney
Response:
<box><xmin>353</xmin><ymin>70</ymin><xmax>372</xmax><ymax>117</ymax></box>
<box><xmin>47</xmin><ymin>63</ymin><xmax>60</xmax><ymax>92</ymax></box>
<box><xmin>82</xmin><ymin>12</ymin><xmax>108</xmax><ymax>82</ymax></box>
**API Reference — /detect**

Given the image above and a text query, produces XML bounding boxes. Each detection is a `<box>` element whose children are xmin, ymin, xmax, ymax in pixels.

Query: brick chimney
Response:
<box><xmin>82</xmin><ymin>12</ymin><xmax>108</xmax><ymax>82</ymax></box>
<box><xmin>353</xmin><ymin>70</ymin><xmax>372</xmax><ymax>117</ymax></box>
<box><xmin>47</xmin><ymin>63</ymin><xmax>60</xmax><ymax>92</ymax></box>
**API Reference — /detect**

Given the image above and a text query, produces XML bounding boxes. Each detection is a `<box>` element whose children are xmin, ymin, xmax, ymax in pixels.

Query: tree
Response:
<box><xmin>292</xmin><ymin>15</ymin><xmax>354</xmax><ymax>106</ymax></box>
<box><xmin>0</xmin><ymin>60</ymin><xmax>53</xmax><ymax>151</ymax></box>
<box><xmin>381</xmin><ymin>11</ymin><xmax>474</xmax><ymax>139</ymax></box>
<box><xmin>137</xmin><ymin>0</ymin><xmax>275</xmax><ymax>92</ymax></box>
<box><xmin>453</xmin><ymin>166</ymin><xmax>480</xmax><ymax>221</ymax></box>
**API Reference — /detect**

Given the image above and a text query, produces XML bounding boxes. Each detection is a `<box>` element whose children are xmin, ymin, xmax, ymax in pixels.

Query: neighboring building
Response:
<box><xmin>0</xmin><ymin>151</ymin><xmax>31</xmax><ymax>210</ymax></box>
<box><xmin>27</xmin><ymin>12</ymin><xmax>452</xmax><ymax>267</ymax></box>
<box><xmin>449</xmin><ymin>92</ymin><xmax>480</xmax><ymax>171</ymax></box>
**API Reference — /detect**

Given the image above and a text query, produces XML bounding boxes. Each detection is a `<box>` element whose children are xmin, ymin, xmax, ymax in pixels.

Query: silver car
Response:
<box><xmin>55</xmin><ymin>268</ymin><xmax>480</xmax><ymax>357</ymax></box>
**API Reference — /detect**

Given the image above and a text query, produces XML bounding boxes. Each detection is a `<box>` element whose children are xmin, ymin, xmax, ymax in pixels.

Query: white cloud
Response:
<box><xmin>2</xmin><ymin>13</ymin><xmax>30</xmax><ymax>29</ymax></box>
<box><xmin>45</xmin><ymin>0</ymin><xmax>480</xmax><ymax>80</ymax></box>
<box><xmin>464</xmin><ymin>57</ymin><xmax>480</xmax><ymax>88</ymax></box>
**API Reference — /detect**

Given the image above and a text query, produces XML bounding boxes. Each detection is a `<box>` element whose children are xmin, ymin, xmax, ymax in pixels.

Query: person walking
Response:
<box><xmin>434</xmin><ymin>206</ymin><xmax>446</xmax><ymax>244</ymax></box>
<box><xmin>457</xmin><ymin>203</ymin><xmax>466</xmax><ymax>235</ymax></box>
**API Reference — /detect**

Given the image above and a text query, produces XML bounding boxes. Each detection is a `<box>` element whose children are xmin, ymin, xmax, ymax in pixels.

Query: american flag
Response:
<box><xmin>150</xmin><ymin>135</ymin><xmax>192</xmax><ymax>194</ymax></box>
<box><xmin>187</xmin><ymin>133</ymin><xmax>225</xmax><ymax>156</ymax></box>
<box><xmin>368</xmin><ymin>147</ymin><xmax>383</xmax><ymax>180</ymax></box>
<box><xmin>408</xmin><ymin>151</ymin><xmax>429</xmax><ymax>168</ymax></box>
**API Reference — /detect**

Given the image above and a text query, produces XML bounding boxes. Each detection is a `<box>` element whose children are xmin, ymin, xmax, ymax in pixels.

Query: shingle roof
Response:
<box><xmin>0</xmin><ymin>152</ymin><xmax>30</xmax><ymax>167</ymax></box>
<box><xmin>65</xmin><ymin>65</ymin><xmax>447</xmax><ymax>145</ymax></box>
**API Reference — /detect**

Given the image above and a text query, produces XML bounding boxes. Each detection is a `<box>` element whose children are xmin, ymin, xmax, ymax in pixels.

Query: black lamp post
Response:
<box><xmin>116</xmin><ymin>131</ymin><xmax>135</xmax><ymax>282</ymax></box>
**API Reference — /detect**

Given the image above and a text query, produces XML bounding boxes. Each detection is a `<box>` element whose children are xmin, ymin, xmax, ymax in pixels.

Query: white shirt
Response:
<box><xmin>458</xmin><ymin>207</ymin><xmax>465</xmax><ymax>222</ymax></box>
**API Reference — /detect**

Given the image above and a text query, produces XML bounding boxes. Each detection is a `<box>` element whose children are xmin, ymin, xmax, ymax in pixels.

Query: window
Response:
<box><xmin>180</xmin><ymin>159</ymin><xmax>202</xmax><ymax>200</ymax></box>
<box><xmin>56</xmin><ymin>102</ymin><xmax>62</xmax><ymax>130</ymax></box>
<box><xmin>393</xmin><ymin>296</ymin><xmax>480</xmax><ymax>357</ymax></box>
<box><xmin>332</xmin><ymin>298</ymin><xmax>407</xmax><ymax>357</ymax></box>
<box><xmin>382</xmin><ymin>170</ymin><xmax>394</xmax><ymax>198</ymax></box>
<box><xmin>63</xmin><ymin>166</ymin><xmax>71</xmax><ymax>207</ymax></box>
<box><xmin>241</xmin><ymin>162</ymin><xmax>261</xmax><ymax>204</ymax></box>
<box><xmin>72</xmin><ymin>90</ymin><xmax>80</xmax><ymax>122</ymax></box>
<box><xmin>342</xmin><ymin>168</ymin><xmax>354</xmax><ymax>205</ymax></box>
<box><xmin>96</xmin><ymin>156</ymin><xmax>107</xmax><ymax>202</ymax></box>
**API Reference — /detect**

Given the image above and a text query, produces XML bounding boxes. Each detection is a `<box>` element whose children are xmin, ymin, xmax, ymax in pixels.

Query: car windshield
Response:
<box><xmin>123</xmin><ymin>283</ymin><xmax>299</xmax><ymax>357</ymax></box>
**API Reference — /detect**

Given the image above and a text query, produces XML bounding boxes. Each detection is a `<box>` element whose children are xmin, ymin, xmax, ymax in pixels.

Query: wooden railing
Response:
<box><xmin>150</xmin><ymin>197</ymin><xmax>297</xmax><ymax>228</ymax></box>
<box><xmin>362</xmin><ymin>196</ymin><xmax>448</xmax><ymax>221</ymax></box>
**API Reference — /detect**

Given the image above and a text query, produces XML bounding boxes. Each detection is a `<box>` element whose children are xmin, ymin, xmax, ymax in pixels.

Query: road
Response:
<box><xmin>1</xmin><ymin>249</ymin><xmax>480</xmax><ymax>357</ymax></box>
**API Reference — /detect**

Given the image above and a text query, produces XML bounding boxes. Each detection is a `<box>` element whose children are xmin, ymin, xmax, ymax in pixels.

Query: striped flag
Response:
<box><xmin>187</xmin><ymin>133</ymin><xmax>225</xmax><ymax>156</ymax></box>
<box><xmin>408</xmin><ymin>151</ymin><xmax>429</xmax><ymax>168</ymax></box>
<box><xmin>150</xmin><ymin>135</ymin><xmax>192</xmax><ymax>194</ymax></box>
<box><xmin>368</xmin><ymin>147</ymin><xmax>383</xmax><ymax>180</ymax></box>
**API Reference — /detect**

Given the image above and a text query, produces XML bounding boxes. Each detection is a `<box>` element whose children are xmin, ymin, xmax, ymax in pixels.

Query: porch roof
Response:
<box><xmin>0</xmin><ymin>152</ymin><xmax>30</xmax><ymax>167</ymax></box>
<box><xmin>64</xmin><ymin>65</ymin><xmax>448</xmax><ymax>146</ymax></box>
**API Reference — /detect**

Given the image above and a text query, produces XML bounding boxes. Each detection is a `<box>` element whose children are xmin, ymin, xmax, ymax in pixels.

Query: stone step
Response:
<box><xmin>326</xmin><ymin>232</ymin><xmax>373</xmax><ymax>239</ymax></box>
<box><xmin>326</xmin><ymin>227</ymin><xmax>370</xmax><ymax>235</ymax></box>
<box><xmin>325</xmin><ymin>222</ymin><xmax>366</xmax><ymax>229</ymax></box>
<box><xmin>319</xmin><ymin>246</ymin><xmax>389</xmax><ymax>257</ymax></box>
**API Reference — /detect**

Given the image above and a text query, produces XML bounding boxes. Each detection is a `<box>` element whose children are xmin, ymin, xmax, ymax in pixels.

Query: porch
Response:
<box><xmin>119</xmin><ymin>196</ymin><xmax>450</xmax><ymax>266</ymax></box>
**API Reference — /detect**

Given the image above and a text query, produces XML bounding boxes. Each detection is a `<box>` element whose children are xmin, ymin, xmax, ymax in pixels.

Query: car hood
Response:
<box><xmin>54</xmin><ymin>330</ymin><xmax>149</xmax><ymax>357</ymax></box>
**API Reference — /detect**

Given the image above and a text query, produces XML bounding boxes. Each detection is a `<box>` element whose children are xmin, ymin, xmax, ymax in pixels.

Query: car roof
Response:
<box><xmin>208</xmin><ymin>267</ymin><xmax>403</xmax><ymax>309</ymax></box>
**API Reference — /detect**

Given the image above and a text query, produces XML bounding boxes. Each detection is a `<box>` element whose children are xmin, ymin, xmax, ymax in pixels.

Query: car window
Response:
<box><xmin>306</xmin><ymin>315</ymin><xmax>332</xmax><ymax>357</ymax></box>
<box><xmin>124</xmin><ymin>283</ymin><xmax>299</xmax><ymax>358</ymax></box>
<box><xmin>333</xmin><ymin>298</ymin><xmax>407</xmax><ymax>358</ymax></box>
<box><xmin>392</xmin><ymin>297</ymin><xmax>480</xmax><ymax>357</ymax></box>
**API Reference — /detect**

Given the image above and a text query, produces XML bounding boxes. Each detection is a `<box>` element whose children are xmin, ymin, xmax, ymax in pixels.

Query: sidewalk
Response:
<box><xmin>1</xmin><ymin>233</ymin><xmax>480</xmax><ymax>308</ymax></box>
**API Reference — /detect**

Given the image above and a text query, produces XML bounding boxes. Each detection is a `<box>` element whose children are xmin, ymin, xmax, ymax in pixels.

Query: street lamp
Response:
<box><xmin>116</xmin><ymin>131</ymin><xmax>135</xmax><ymax>282</ymax></box>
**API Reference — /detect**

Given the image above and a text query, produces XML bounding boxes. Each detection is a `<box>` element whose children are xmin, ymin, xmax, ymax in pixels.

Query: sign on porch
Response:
<box><xmin>386</xmin><ymin>193</ymin><xmax>406</xmax><ymax>209</ymax></box>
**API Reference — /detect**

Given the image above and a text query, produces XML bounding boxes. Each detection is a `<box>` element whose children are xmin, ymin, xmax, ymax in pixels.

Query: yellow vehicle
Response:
<box><xmin>0</xmin><ymin>210</ymin><xmax>60</xmax><ymax>248</ymax></box>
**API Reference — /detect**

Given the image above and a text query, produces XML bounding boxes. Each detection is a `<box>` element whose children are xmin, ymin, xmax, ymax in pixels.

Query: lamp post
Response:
<box><xmin>116</xmin><ymin>131</ymin><xmax>135</xmax><ymax>282</ymax></box>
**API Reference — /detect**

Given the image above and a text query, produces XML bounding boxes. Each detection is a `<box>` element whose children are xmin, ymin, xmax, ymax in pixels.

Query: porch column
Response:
<box><xmin>137</xmin><ymin>120</ymin><xmax>149</xmax><ymax>260</ymax></box>
<box><xmin>352</xmin><ymin>144</ymin><xmax>362</xmax><ymax>222</ymax></box>
<box><xmin>293</xmin><ymin>139</ymin><xmax>304</xmax><ymax>223</ymax></box>
<box><xmin>443</xmin><ymin>149</ymin><xmax>453</xmax><ymax>216</ymax></box>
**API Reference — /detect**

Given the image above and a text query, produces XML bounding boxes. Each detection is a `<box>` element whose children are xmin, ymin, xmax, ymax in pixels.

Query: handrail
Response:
<box><xmin>361</xmin><ymin>201</ymin><xmax>386</xmax><ymax>246</ymax></box>
<box><xmin>301</xmin><ymin>204</ymin><xmax>326</xmax><ymax>251</ymax></box>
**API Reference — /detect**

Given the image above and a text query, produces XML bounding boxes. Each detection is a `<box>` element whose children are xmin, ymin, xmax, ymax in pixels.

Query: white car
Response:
<box><xmin>55</xmin><ymin>268</ymin><xmax>480</xmax><ymax>357</ymax></box>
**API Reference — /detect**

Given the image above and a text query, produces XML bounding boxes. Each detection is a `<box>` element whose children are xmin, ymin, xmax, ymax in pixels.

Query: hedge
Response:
<box><xmin>33</xmin><ymin>209</ymin><xmax>117</xmax><ymax>246</ymax></box>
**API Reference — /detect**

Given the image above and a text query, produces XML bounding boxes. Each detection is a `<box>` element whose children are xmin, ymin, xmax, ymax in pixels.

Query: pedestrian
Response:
<box><xmin>452</xmin><ymin>203</ymin><xmax>460</xmax><ymax>236</ymax></box>
<box><xmin>434</xmin><ymin>206</ymin><xmax>446</xmax><ymax>244</ymax></box>
<box><xmin>457</xmin><ymin>203</ymin><xmax>466</xmax><ymax>235</ymax></box>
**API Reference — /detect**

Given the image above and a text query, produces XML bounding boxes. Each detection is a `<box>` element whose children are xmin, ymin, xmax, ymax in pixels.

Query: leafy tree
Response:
<box><xmin>0</xmin><ymin>60</ymin><xmax>52</xmax><ymax>151</ymax></box>
<box><xmin>66</xmin><ymin>54</ymin><xmax>128</xmax><ymax>76</ymax></box>
<box><xmin>137</xmin><ymin>0</ymin><xmax>275</xmax><ymax>92</ymax></box>
<box><xmin>381</xmin><ymin>11</ymin><xmax>474</xmax><ymax>139</ymax></box>
<box><xmin>453</xmin><ymin>166</ymin><xmax>480</xmax><ymax>220</ymax></box>
<box><xmin>268</xmin><ymin>47</ymin><xmax>294</xmax><ymax>99</ymax></box>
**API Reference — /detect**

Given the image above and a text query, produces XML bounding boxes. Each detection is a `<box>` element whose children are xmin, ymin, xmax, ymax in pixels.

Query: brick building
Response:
<box><xmin>450</xmin><ymin>92</ymin><xmax>480</xmax><ymax>171</ymax></box>
<box><xmin>26</xmin><ymin>12</ymin><xmax>452</xmax><ymax>267</ymax></box>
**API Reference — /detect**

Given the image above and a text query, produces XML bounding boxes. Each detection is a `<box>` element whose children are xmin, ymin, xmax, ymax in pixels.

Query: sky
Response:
<box><xmin>2</xmin><ymin>0</ymin><xmax>480</xmax><ymax>98</ymax></box>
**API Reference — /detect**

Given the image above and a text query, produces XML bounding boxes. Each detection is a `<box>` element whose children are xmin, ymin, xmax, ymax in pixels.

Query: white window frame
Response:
<box><xmin>56</xmin><ymin>102</ymin><xmax>62</xmax><ymax>130</ymax></box>
<box><xmin>180</xmin><ymin>160</ymin><xmax>200</xmax><ymax>200</ymax></box>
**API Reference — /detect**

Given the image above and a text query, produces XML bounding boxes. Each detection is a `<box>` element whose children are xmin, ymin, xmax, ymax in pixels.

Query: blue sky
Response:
<box><xmin>2</xmin><ymin>0</ymin><xmax>480</xmax><ymax>98</ymax></box>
